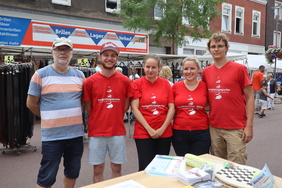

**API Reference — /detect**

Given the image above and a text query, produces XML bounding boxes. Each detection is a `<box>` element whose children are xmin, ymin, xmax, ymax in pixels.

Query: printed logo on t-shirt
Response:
<box><xmin>151</xmin><ymin>95</ymin><xmax>157</xmax><ymax>99</ymax></box>
<box><xmin>208</xmin><ymin>76</ymin><xmax>230</xmax><ymax>99</ymax></box>
<box><xmin>97</xmin><ymin>86</ymin><xmax>120</xmax><ymax>108</ymax></box>
<box><xmin>151</xmin><ymin>93</ymin><xmax>159</xmax><ymax>115</ymax></box>
<box><xmin>152</xmin><ymin>108</ymin><xmax>159</xmax><ymax>115</ymax></box>
<box><xmin>215</xmin><ymin>77</ymin><xmax>222</xmax><ymax>99</ymax></box>
<box><xmin>176</xmin><ymin>95</ymin><xmax>204</xmax><ymax>115</ymax></box>
<box><xmin>187</xmin><ymin>95</ymin><xmax>196</xmax><ymax>115</ymax></box>
<box><xmin>140</xmin><ymin>93</ymin><xmax>166</xmax><ymax>115</ymax></box>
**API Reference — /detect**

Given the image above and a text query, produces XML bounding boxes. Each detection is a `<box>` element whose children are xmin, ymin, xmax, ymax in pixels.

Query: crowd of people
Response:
<box><xmin>27</xmin><ymin>32</ymin><xmax>257</xmax><ymax>188</ymax></box>
<box><xmin>252</xmin><ymin>65</ymin><xmax>280</xmax><ymax>118</ymax></box>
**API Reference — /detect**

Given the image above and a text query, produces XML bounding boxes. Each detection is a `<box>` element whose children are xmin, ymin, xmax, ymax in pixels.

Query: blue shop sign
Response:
<box><xmin>0</xmin><ymin>15</ymin><xmax>31</xmax><ymax>46</ymax></box>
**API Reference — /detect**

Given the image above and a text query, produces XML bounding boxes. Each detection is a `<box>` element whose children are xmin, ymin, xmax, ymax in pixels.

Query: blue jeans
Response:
<box><xmin>37</xmin><ymin>137</ymin><xmax>84</xmax><ymax>187</ymax></box>
<box><xmin>172</xmin><ymin>129</ymin><xmax>211</xmax><ymax>156</ymax></box>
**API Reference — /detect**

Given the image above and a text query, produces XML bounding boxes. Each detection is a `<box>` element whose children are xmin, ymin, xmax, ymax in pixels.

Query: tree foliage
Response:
<box><xmin>118</xmin><ymin>0</ymin><xmax>225</xmax><ymax>54</ymax></box>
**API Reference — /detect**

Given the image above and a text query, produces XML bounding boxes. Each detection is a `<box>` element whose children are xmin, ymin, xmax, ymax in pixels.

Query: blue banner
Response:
<box><xmin>50</xmin><ymin>25</ymin><xmax>75</xmax><ymax>38</ymax></box>
<box><xmin>116</xmin><ymin>33</ymin><xmax>134</xmax><ymax>47</ymax></box>
<box><xmin>85</xmin><ymin>30</ymin><xmax>107</xmax><ymax>45</ymax></box>
<box><xmin>0</xmin><ymin>15</ymin><xmax>31</xmax><ymax>46</ymax></box>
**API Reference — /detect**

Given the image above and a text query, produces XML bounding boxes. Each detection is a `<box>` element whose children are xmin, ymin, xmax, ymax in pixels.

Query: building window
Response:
<box><xmin>154</xmin><ymin>0</ymin><xmax>166</xmax><ymax>20</ymax></box>
<box><xmin>105</xmin><ymin>0</ymin><xmax>120</xmax><ymax>13</ymax></box>
<box><xmin>183</xmin><ymin>48</ymin><xmax>194</xmax><ymax>55</ymax></box>
<box><xmin>235</xmin><ymin>6</ymin><xmax>244</xmax><ymax>34</ymax></box>
<box><xmin>221</xmin><ymin>3</ymin><xmax>232</xmax><ymax>32</ymax></box>
<box><xmin>274</xmin><ymin>1</ymin><xmax>282</xmax><ymax>20</ymax></box>
<box><xmin>274</xmin><ymin>30</ymin><xmax>281</xmax><ymax>47</ymax></box>
<box><xmin>52</xmin><ymin>0</ymin><xmax>71</xmax><ymax>6</ymax></box>
<box><xmin>196</xmin><ymin>49</ymin><xmax>206</xmax><ymax>56</ymax></box>
<box><xmin>252</xmin><ymin>11</ymin><xmax>261</xmax><ymax>37</ymax></box>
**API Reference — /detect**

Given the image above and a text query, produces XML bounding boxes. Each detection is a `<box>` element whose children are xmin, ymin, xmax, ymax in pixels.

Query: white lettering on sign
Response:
<box><xmin>55</xmin><ymin>29</ymin><xmax>71</xmax><ymax>35</ymax></box>
<box><xmin>0</xmin><ymin>22</ymin><xmax>10</xmax><ymax>26</ymax></box>
<box><xmin>0</xmin><ymin>32</ymin><xmax>18</xmax><ymax>37</ymax></box>
<box><xmin>0</xmin><ymin>27</ymin><xmax>21</xmax><ymax>32</ymax></box>
<box><xmin>0</xmin><ymin>17</ymin><xmax>12</xmax><ymax>22</ymax></box>
<box><xmin>89</xmin><ymin>33</ymin><xmax>104</xmax><ymax>39</ymax></box>
<box><xmin>119</xmin><ymin>36</ymin><xmax>132</xmax><ymax>41</ymax></box>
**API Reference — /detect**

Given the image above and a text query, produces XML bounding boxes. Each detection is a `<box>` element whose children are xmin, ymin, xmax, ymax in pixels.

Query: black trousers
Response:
<box><xmin>172</xmin><ymin>129</ymin><xmax>211</xmax><ymax>157</ymax></box>
<box><xmin>135</xmin><ymin>137</ymin><xmax>171</xmax><ymax>171</ymax></box>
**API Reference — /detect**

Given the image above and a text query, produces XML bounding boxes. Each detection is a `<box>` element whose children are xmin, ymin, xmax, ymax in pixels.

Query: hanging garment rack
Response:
<box><xmin>0</xmin><ymin>62</ymin><xmax>37</xmax><ymax>155</ymax></box>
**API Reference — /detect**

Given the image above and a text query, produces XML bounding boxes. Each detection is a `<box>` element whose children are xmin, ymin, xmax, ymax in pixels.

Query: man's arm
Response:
<box><xmin>242</xmin><ymin>85</ymin><xmax>255</xmax><ymax>143</ymax></box>
<box><xmin>259</xmin><ymin>73</ymin><xmax>264</xmax><ymax>87</ymax></box>
<box><xmin>84</xmin><ymin>101</ymin><xmax>92</xmax><ymax>113</ymax></box>
<box><xmin>124</xmin><ymin>97</ymin><xmax>130</xmax><ymax>113</ymax></box>
<box><xmin>26</xmin><ymin>95</ymin><xmax>41</xmax><ymax>117</ymax></box>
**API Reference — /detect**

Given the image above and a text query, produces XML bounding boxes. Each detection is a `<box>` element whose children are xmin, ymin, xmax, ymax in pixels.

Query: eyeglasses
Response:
<box><xmin>210</xmin><ymin>45</ymin><xmax>226</xmax><ymax>49</ymax></box>
<box><xmin>53</xmin><ymin>48</ymin><xmax>73</xmax><ymax>53</ymax></box>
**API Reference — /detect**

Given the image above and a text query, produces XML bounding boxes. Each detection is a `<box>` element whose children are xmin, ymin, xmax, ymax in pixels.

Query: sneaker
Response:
<box><xmin>262</xmin><ymin>114</ymin><xmax>266</xmax><ymax>117</ymax></box>
<box><xmin>258</xmin><ymin>113</ymin><xmax>263</xmax><ymax>118</ymax></box>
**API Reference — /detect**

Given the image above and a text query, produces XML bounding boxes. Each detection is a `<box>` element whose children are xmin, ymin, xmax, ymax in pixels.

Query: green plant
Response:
<box><xmin>265</xmin><ymin>48</ymin><xmax>282</xmax><ymax>64</ymax></box>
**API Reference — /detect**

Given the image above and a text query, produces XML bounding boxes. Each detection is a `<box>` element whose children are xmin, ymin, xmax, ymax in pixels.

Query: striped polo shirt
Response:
<box><xmin>28</xmin><ymin>65</ymin><xmax>85</xmax><ymax>141</ymax></box>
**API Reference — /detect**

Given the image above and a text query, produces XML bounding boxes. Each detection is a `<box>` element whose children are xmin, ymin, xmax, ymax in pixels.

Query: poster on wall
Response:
<box><xmin>0</xmin><ymin>15</ymin><xmax>148</xmax><ymax>54</ymax></box>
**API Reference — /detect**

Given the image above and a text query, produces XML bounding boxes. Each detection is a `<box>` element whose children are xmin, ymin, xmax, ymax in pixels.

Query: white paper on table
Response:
<box><xmin>105</xmin><ymin>179</ymin><xmax>146</xmax><ymax>188</ymax></box>
<box><xmin>145</xmin><ymin>155</ymin><xmax>186</xmax><ymax>178</ymax></box>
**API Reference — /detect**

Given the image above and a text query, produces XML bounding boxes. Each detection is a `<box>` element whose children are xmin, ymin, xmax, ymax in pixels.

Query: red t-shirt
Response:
<box><xmin>83</xmin><ymin>72</ymin><xmax>132</xmax><ymax>137</ymax></box>
<box><xmin>172</xmin><ymin>81</ymin><xmax>208</xmax><ymax>130</ymax></box>
<box><xmin>131</xmin><ymin>77</ymin><xmax>174</xmax><ymax>139</ymax></box>
<box><xmin>202</xmin><ymin>61</ymin><xmax>252</xmax><ymax>129</ymax></box>
<box><xmin>252</xmin><ymin>71</ymin><xmax>264</xmax><ymax>91</ymax></box>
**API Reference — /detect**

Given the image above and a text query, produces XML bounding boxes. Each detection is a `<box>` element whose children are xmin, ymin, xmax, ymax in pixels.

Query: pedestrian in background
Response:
<box><xmin>202</xmin><ymin>32</ymin><xmax>254</xmax><ymax>165</ymax></box>
<box><xmin>115</xmin><ymin>67</ymin><xmax>123</xmax><ymax>73</ymax></box>
<box><xmin>172</xmin><ymin>56</ymin><xmax>210</xmax><ymax>156</ymax></box>
<box><xmin>129</xmin><ymin>68</ymin><xmax>140</xmax><ymax>81</ymax></box>
<box><xmin>265</xmin><ymin>73</ymin><xmax>277</xmax><ymax>110</ymax></box>
<box><xmin>258</xmin><ymin>83</ymin><xmax>273</xmax><ymax>118</ymax></box>
<box><xmin>94</xmin><ymin>56</ymin><xmax>102</xmax><ymax>73</ymax></box>
<box><xmin>27</xmin><ymin>37</ymin><xmax>85</xmax><ymax>188</ymax></box>
<box><xmin>252</xmin><ymin>65</ymin><xmax>265</xmax><ymax>114</ymax></box>
<box><xmin>83</xmin><ymin>42</ymin><xmax>132</xmax><ymax>183</ymax></box>
<box><xmin>131</xmin><ymin>54</ymin><xmax>175</xmax><ymax>171</ymax></box>
<box><xmin>159</xmin><ymin>65</ymin><xmax>174</xmax><ymax>86</ymax></box>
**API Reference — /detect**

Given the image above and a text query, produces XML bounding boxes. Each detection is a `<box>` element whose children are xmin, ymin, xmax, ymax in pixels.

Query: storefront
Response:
<box><xmin>0</xmin><ymin>14</ymin><xmax>149</xmax><ymax>64</ymax></box>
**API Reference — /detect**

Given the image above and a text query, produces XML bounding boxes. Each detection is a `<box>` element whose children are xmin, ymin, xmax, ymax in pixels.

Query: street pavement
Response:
<box><xmin>1</xmin><ymin>102</ymin><xmax>282</xmax><ymax>188</ymax></box>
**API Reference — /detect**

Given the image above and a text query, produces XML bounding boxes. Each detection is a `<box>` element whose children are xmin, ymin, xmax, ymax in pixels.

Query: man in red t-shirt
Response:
<box><xmin>202</xmin><ymin>32</ymin><xmax>254</xmax><ymax>165</ymax></box>
<box><xmin>83</xmin><ymin>42</ymin><xmax>132</xmax><ymax>183</ymax></box>
<box><xmin>252</xmin><ymin>65</ymin><xmax>265</xmax><ymax>114</ymax></box>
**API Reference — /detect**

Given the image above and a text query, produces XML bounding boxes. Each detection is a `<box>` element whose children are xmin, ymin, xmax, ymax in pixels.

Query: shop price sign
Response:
<box><xmin>77</xmin><ymin>58</ymin><xmax>89</xmax><ymax>67</ymax></box>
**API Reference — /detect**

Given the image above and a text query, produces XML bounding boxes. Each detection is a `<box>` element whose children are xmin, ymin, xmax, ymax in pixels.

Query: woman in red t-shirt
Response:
<box><xmin>131</xmin><ymin>54</ymin><xmax>175</xmax><ymax>171</ymax></box>
<box><xmin>172</xmin><ymin>57</ymin><xmax>210</xmax><ymax>156</ymax></box>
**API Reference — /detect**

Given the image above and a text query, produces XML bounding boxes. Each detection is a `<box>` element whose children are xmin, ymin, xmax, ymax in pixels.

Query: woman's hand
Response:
<box><xmin>155</xmin><ymin>127</ymin><xmax>166</xmax><ymax>138</ymax></box>
<box><xmin>147</xmin><ymin>127</ymin><xmax>159</xmax><ymax>139</ymax></box>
